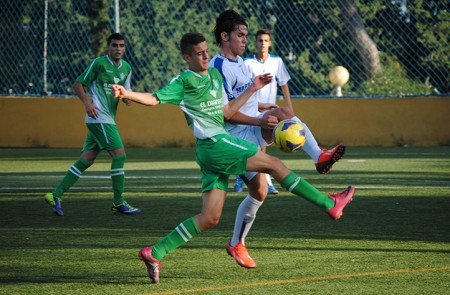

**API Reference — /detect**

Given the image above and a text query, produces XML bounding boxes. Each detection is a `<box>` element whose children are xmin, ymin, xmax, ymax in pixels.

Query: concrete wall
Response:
<box><xmin>0</xmin><ymin>96</ymin><xmax>449</xmax><ymax>148</ymax></box>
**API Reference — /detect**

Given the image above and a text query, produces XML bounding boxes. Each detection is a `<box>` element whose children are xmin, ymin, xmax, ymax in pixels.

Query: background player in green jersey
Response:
<box><xmin>44</xmin><ymin>33</ymin><xmax>141</xmax><ymax>216</ymax></box>
<box><xmin>112</xmin><ymin>32</ymin><xmax>354</xmax><ymax>284</ymax></box>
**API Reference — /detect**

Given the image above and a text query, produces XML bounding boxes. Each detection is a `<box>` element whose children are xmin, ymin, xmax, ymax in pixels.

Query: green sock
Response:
<box><xmin>152</xmin><ymin>217</ymin><xmax>202</xmax><ymax>261</ymax></box>
<box><xmin>111</xmin><ymin>153</ymin><xmax>126</xmax><ymax>205</ymax></box>
<box><xmin>53</xmin><ymin>158</ymin><xmax>91</xmax><ymax>198</ymax></box>
<box><xmin>280</xmin><ymin>172</ymin><xmax>334</xmax><ymax>210</ymax></box>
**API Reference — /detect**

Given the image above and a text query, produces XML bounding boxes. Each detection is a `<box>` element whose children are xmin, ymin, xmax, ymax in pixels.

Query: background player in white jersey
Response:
<box><xmin>236</xmin><ymin>28</ymin><xmax>294</xmax><ymax>194</ymax></box>
<box><xmin>111</xmin><ymin>32</ymin><xmax>354</xmax><ymax>284</ymax></box>
<box><xmin>210</xmin><ymin>10</ymin><xmax>346</xmax><ymax>269</ymax></box>
<box><xmin>44</xmin><ymin>33</ymin><xmax>141</xmax><ymax>216</ymax></box>
<box><xmin>245</xmin><ymin>29</ymin><xmax>293</xmax><ymax>112</ymax></box>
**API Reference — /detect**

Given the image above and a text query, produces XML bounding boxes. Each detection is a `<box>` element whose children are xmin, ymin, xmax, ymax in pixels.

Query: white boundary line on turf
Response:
<box><xmin>0</xmin><ymin>175</ymin><xmax>201</xmax><ymax>179</ymax></box>
<box><xmin>1</xmin><ymin>174</ymin><xmax>449</xmax><ymax>184</ymax></box>
<box><xmin>2</xmin><ymin>184</ymin><xmax>450</xmax><ymax>192</ymax></box>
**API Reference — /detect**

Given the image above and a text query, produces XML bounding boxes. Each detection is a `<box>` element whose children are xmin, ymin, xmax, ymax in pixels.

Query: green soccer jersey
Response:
<box><xmin>76</xmin><ymin>55</ymin><xmax>132</xmax><ymax>124</ymax></box>
<box><xmin>155</xmin><ymin>68</ymin><xmax>228</xmax><ymax>139</ymax></box>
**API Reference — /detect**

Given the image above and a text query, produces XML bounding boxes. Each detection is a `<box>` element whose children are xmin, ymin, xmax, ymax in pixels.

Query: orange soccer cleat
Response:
<box><xmin>226</xmin><ymin>242</ymin><xmax>257</xmax><ymax>268</ymax></box>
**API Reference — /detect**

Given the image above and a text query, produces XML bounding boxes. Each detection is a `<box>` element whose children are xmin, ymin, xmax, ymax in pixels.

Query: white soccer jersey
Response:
<box><xmin>244</xmin><ymin>54</ymin><xmax>291</xmax><ymax>104</ymax></box>
<box><xmin>210</xmin><ymin>54</ymin><xmax>257</xmax><ymax>134</ymax></box>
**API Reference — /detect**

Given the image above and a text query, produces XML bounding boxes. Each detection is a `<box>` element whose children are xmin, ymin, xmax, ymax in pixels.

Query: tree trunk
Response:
<box><xmin>336</xmin><ymin>0</ymin><xmax>382</xmax><ymax>78</ymax></box>
<box><xmin>88</xmin><ymin>0</ymin><xmax>110</xmax><ymax>56</ymax></box>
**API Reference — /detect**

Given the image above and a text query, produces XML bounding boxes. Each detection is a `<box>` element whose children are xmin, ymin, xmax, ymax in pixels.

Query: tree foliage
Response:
<box><xmin>1</xmin><ymin>0</ymin><xmax>447</xmax><ymax>97</ymax></box>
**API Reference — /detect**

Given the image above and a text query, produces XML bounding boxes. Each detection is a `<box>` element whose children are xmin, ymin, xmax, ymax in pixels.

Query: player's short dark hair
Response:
<box><xmin>213</xmin><ymin>10</ymin><xmax>248</xmax><ymax>46</ymax></box>
<box><xmin>256</xmin><ymin>29</ymin><xmax>271</xmax><ymax>39</ymax></box>
<box><xmin>180</xmin><ymin>32</ymin><xmax>206</xmax><ymax>55</ymax></box>
<box><xmin>107</xmin><ymin>33</ymin><xmax>126</xmax><ymax>45</ymax></box>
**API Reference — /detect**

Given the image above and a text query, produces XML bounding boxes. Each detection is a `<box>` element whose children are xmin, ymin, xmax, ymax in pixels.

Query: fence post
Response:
<box><xmin>114</xmin><ymin>0</ymin><xmax>120</xmax><ymax>33</ymax></box>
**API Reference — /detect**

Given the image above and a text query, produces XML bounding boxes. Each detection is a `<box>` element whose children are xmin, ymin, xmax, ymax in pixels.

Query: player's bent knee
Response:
<box><xmin>196</xmin><ymin>213</ymin><xmax>221</xmax><ymax>231</ymax></box>
<box><xmin>112</xmin><ymin>153</ymin><xmax>127</xmax><ymax>164</ymax></box>
<box><xmin>204</xmin><ymin>216</ymin><xmax>221</xmax><ymax>229</ymax></box>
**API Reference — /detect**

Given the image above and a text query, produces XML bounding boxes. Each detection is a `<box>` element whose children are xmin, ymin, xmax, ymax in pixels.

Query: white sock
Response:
<box><xmin>291</xmin><ymin>116</ymin><xmax>322</xmax><ymax>163</ymax></box>
<box><xmin>230</xmin><ymin>195</ymin><xmax>263</xmax><ymax>246</ymax></box>
<box><xmin>265</xmin><ymin>173</ymin><xmax>273</xmax><ymax>186</ymax></box>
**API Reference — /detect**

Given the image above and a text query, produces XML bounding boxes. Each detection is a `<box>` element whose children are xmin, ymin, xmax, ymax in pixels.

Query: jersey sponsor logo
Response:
<box><xmin>235</xmin><ymin>81</ymin><xmax>252</xmax><ymax>94</ymax></box>
<box><xmin>199</xmin><ymin>97</ymin><xmax>222</xmax><ymax>116</ymax></box>
<box><xmin>209</xmin><ymin>90</ymin><xmax>217</xmax><ymax>98</ymax></box>
<box><xmin>200</xmin><ymin>98</ymin><xmax>221</xmax><ymax>107</ymax></box>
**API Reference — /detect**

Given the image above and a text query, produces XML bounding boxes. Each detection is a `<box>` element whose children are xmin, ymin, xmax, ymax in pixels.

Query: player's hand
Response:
<box><xmin>260</xmin><ymin>114</ymin><xmax>279</xmax><ymax>129</ymax></box>
<box><xmin>85</xmin><ymin>102</ymin><xmax>98</xmax><ymax>119</ymax></box>
<box><xmin>259</xmin><ymin>103</ymin><xmax>278</xmax><ymax>112</ymax></box>
<box><xmin>253</xmin><ymin>73</ymin><xmax>273</xmax><ymax>91</ymax></box>
<box><xmin>112</xmin><ymin>84</ymin><xmax>128</xmax><ymax>99</ymax></box>
<box><xmin>122</xmin><ymin>98</ymin><xmax>132</xmax><ymax>106</ymax></box>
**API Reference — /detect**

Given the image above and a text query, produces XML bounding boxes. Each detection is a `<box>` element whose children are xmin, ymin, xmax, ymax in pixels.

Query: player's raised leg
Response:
<box><xmin>263</xmin><ymin>108</ymin><xmax>346</xmax><ymax>174</ymax></box>
<box><xmin>315</xmin><ymin>144</ymin><xmax>346</xmax><ymax>174</ymax></box>
<box><xmin>291</xmin><ymin>118</ymin><xmax>346</xmax><ymax>174</ymax></box>
<box><xmin>246</xmin><ymin>150</ymin><xmax>354</xmax><ymax>220</ymax></box>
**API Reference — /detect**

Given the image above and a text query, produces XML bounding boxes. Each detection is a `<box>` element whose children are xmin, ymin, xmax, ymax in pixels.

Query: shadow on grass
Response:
<box><xmin>0</xmin><ymin>193</ymin><xmax>449</xmax><ymax>288</ymax></box>
<box><xmin>1</xmin><ymin>194</ymin><xmax>449</xmax><ymax>246</ymax></box>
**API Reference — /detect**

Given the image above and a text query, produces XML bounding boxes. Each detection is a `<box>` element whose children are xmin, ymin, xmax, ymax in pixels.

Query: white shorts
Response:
<box><xmin>229</xmin><ymin>113</ymin><xmax>270</xmax><ymax>149</ymax></box>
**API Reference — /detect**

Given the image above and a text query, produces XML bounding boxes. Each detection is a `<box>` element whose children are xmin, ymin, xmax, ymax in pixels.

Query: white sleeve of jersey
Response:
<box><xmin>221</xmin><ymin>65</ymin><xmax>237</xmax><ymax>100</ymax></box>
<box><xmin>221</xmin><ymin>86</ymin><xmax>228</xmax><ymax>106</ymax></box>
<box><xmin>277</xmin><ymin>60</ymin><xmax>291</xmax><ymax>86</ymax></box>
<box><xmin>124</xmin><ymin>71</ymin><xmax>132</xmax><ymax>90</ymax></box>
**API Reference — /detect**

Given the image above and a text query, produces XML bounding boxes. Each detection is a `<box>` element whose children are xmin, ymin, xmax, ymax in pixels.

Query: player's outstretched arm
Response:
<box><xmin>112</xmin><ymin>85</ymin><xmax>160</xmax><ymax>106</ymax></box>
<box><xmin>223</xmin><ymin>73</ymin><xmax>272</xmax><ymax>120</ymax></box>
<box><xmin>258</xmin><ymin>102</ymin><xmax>278</xmax><ymax>112</ymax></box>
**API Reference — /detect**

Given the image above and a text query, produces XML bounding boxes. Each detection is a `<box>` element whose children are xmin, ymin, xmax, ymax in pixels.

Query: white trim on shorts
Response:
<box><xmin>229</xmin><ymin>113</ymin><xmax>271</xmax><ymax>182</ymax></box>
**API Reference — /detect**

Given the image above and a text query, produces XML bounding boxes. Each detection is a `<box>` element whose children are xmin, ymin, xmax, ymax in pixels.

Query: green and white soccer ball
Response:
<box><xmin>273</xmin><ymin>119</ymin><xmax>306</xmax><ymax>152</ymax></box>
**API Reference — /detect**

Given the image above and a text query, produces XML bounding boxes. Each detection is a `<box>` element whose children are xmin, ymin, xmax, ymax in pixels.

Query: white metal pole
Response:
<box><xmin>43</xmin><ymin>0</ymin><xmax>48</xmax><ymax>95</ymax></box>
<box><xmin>115</xmin><ymin>0</ymin><xmax>120</xmax><ymax>33</ymax></box>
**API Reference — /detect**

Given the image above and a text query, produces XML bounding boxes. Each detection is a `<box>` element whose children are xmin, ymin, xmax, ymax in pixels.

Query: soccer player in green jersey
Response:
<box><xmin>112</xmin><ymin>32</ymin><xmax>354</xmax><ymax>284</ymax></box>
<box><xmin>44</xmin><ymin>33</ymin><xmax>141</xmax><ymax>216</ymax></box>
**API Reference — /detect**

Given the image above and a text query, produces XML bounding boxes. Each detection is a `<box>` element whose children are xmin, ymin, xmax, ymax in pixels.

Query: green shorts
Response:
<box><xmin>196</xmin><ymin>134</ymin><xmax>259</xmax><ymax>192</ymax></box>
<box><xmin>82</xmin><ymin>123</ymin><xmax>124</xmax><ymax>152</ymax></box>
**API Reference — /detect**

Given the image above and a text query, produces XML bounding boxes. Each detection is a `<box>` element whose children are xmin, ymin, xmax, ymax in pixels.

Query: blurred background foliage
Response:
<box><xmin>1</xmin><ymin>0</ymin><xmax>448</xmax><ymax>97</ymax></box>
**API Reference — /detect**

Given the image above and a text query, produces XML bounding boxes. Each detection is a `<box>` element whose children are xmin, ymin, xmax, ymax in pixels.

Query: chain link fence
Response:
<box><xmin>1</xmin><ymin>0</ymin><xmax>448</xmax><ymax>98</ymax></box>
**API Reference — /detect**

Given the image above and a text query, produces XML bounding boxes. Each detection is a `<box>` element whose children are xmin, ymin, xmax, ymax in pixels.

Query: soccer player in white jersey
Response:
<box><xmin>237</xmin><ymin>29</ymin><xmax>294</xmax><ymax>194</ymax></box>
<box><xmin>245</xmin><ymin>29</ymin><xmax>293</xmax><ymax>111</ymax></box>
<box><xmin>111</xmin><ymin>32</ymin><xmax>354</xmax><ymax>284</ymax></box>
<box><xmin>210</xmin><ymin>10</ymin><xmax>346</xmax><ymax>269</ymax></box>
<box><xmin>44</xmin><ymin>33</ymin><xmax>141</xmax><ymax>216</ymax></box>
